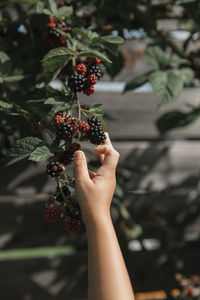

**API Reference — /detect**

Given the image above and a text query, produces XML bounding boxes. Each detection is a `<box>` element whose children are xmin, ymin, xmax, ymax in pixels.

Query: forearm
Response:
<box><xmin>86</xmin><ymin>213</ymin><xmax>134</xmax><ymax>300</ymax></box>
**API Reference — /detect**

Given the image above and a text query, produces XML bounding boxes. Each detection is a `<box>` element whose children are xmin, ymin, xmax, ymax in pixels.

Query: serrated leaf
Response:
<box><xmin>179</xmin><ymin>67</ymin><xmax>194</xmax><ymax>85</ymax></box>
<box><xmin>42</xmin><ymin>47</ymin><xmax>74</xmax><ymax>61</ymax></box>
<box><xmin>145</xmin><ymin>45</ymin><xmax>170</xmax><ymax>70</ymax></box>
<box><xmin>43</xmin><ymin>8</ymin><xmax>52</xmax><ymax>15</ymax></box>
<box><xmin>57</xmin><ymin>6</ymin><xmax>73</xmax><ymax>18</ymax></box>
<box><xmin>0</xmin><ymin>100</ymin><xmax>13</xmax><ymax>110</ymax></box>
<box><xmin>156</xmin><ymin>109</ymin><xmax>200</xmax><ymax>134</ymax></box>
<box><xmin>36</xmin><ymin>1</ymin><xmax>45</xmax><ymax>13</ymax></box>
<box><xmin>124</xmin><ymin>72</ymin><xmax>150</xmax><ymax>93</ymax></box>
<box><xmin>48</xmin><ymin>103</ymin><xmax>72</xmax><ymax>118</ymax></box>
<box><xmin>6</xmin><ymin>137</ymin><xmax>44</xmax><ymax>166</ymax></box>
<box><xmin>29</xmin><ymin>146</ymin><xmax>53</xmax><ymax>162</ymax></box>
<box><xmin>89</xmin><ymin>104</ymin><xmax>103</xmax><ymax>119</ymax></box>
<box><xmin>149</xmin><ymin>70</ymin><xmax>183</xmax><ymax>106</ymax></box>
<box><xmin>0</xmin><ymin>51</ymin><xmax>11</xmax><ymax>75</ymax></box>
<box><xmin>105</xmin><ymin>51</ymin><xmax>124</xmax><ymax>79</ymax></box>
<box><xmin>3</xmin><ymin>74</ymin><xmax>25</xmax><ymax>82</ymax></box>
<box><xmin>78</xmin><ymin>49</ymin><xmax>112</xmax><ymax>64</ymax></box>
<box><xmin>44</xmin><ymin>97</ymin><xmax>64</xmax><ymax>105</ymax></box>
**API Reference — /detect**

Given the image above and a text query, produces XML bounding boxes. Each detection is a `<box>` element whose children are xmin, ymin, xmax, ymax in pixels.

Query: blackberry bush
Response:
<box><xmin>2</xmin><ymin>0</ymin><xmax>124</xmax><ymax>233</ymax></box>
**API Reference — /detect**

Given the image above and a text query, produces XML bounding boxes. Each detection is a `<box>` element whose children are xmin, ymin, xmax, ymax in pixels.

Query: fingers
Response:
<box><xmin>94</xmin><ymin>144</ymin><xmax>120</xmax><ymax>175</ymax></box>
<box><xmin>104</xmin><ymin>132</ymin><xmax>112</xmax><ymax>146</ymax></box>
<box><xmin>74</xmin><ymin>151</ymin><xmax>91</xmax><ymax>183</ymax></box>
<box><xmin>88</xmin><ymin>169</ymin><xmax>96</xmax><ymax>179</ymax></box>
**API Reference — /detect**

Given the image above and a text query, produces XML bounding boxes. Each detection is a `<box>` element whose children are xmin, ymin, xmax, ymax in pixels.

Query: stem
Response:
<box><xmin>56</xmin><ymin>178</ymin><xmax>66</xmax><ymax>202</ymax></box>
<box><xmin>77</xmin><ymin>99</ymin><xmax>81</xmax><ymax>121</ymax></box>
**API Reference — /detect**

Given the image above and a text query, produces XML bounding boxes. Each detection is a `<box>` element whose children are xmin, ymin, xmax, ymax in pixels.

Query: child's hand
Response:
<box><xmin>74</xmin><ymin>133</ymin><xmax>120</xmax><ymax>226</ymax></box>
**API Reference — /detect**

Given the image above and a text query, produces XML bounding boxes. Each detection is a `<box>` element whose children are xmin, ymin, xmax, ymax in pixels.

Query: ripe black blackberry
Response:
<box><xmin>46</xmin><ymin>161</ymin><xmax>64</xmax><ymax>177</ymax></box>
<box><xmin>56</xmin><ymin>186</ymin><xmax>71</xmax><ymax>203</ymax></box>
<box><xmin>68</xmin><ymin>74</ymin><xmax>85</xmax><ymax>93</ymax></box>
<box><xmin>86</xmin><ymin>64</ymin><xmax>102</xmax><ymax>79</ymax></box>
<box><xmin>56</xmin><ymin>122</ymin><xmax>73</xmax><ymax>140</ymax></box>
<box><xmin>49</xmin><ymin>27</ymin><xmax>61</xmax><ymax>38</ymax></box>
<box><xmin>59</xmin><ymin>150</ymin><xmax>74</xmax><ymax>165</ymax></box>
<box><xmin>87</xmin><ymin>116</ymin><xmax>106</xmax><ymax>145</ymax></box>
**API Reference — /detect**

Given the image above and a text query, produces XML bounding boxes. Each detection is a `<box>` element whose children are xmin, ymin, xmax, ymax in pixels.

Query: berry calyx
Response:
<box><xmin>46</xmin><ymin>162</ymin><xmax>64</xmax><ymax>177</ymax></box>
<box><xmin>86</xmin><ymin>74</ymin><xmax>98</xmax><ymax>85</ymax></box>
<box><xmin>83</xmin><ymin>85</ymin><xmax>95</xmax><ymax>96</ymax></box>
<box><xmin>54</xmin><ymin>114</ymin><xmax>65</xmax><ymax>125</ymax></box>
<box><xmin>79</xmin><ymin>121</ymin><xmax>90</xmax><ymax>133</ymax></box>
<box><xmin>43</xmin><ymin>206</ymin><xmax>58</xmax><ymax>222</ymax></box>
<box><xmin>75</xmin><ymin>64</ymin><xmax>87</xmax><ymax>75</ymax></box>
<box><xmin>65</xmin><ymin>218</ymin><xmax>81</xmax><ymax>232</ymax></box>
<box><xmin>68</xmin><ymin>74</ymin><xmax>85</xmax><ymax>93</ymax></box>
<box><xmin>90</xmin><ymin>57</ymin><xmax>101</xmax><ymax>64</ymax></box>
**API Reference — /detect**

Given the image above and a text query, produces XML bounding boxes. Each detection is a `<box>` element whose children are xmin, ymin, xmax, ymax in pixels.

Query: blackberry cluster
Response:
<box><xmin>56</xmin><ymin>122</ymin><xmax>73</xmax><ymax>140</ymax></box>
<box><xmin>58</xmin><ymin>150</ymin><xmax>74</xmax><ymax>165</ymax></box>
<box><xmin>86</xmin><ymin>64</ymin><xmax>102</xmax><ymax>79</ymax></box>
<box><xmin>68</xmin><ymin>74</ymin><xmax>85</xmax><ymax>93</ymax></box>
<box><xmin>46</xmin><ymin>162</ymin><xmax>64</xmax><ymax>177</ymax></box>
<box><xmin>56</xmin><ymin>186</ymin><xmax>71</xmax><ymax>203</ymax></box>
<box><xmin>49</xmin><ymin>27</ymin><xmax>61</xmax><ymax>38</ymax></box>
<box><xmin>87</xmin><ymin>116</ymin><xmax>106</xmax><ymax>145</ymax></box>
<box><xmin>45</xmin><ymin>16</ymin><xmax>70</xmax><ymax>45</ymax></box>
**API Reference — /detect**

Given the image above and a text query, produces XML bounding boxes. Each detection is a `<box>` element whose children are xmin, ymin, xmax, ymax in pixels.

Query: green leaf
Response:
<box><xmin>61</xmin><ymin>82</ymin><xmax>73</xmax><ymax>101</ymax></box>
<box><xmin>45</xmin><ymin>0</ymin><xmax>58</xmax><ymax>15</ymax></box>
<box><xmin>43</xmin><ymin>8</ymin><xmax>52</xmax><ymax>15</ymax></box>
<box><xmin>89</xmin><ymin>104</ymin><xmax>104</xmax><ymax>119</ymax></box>
<box><xmin>105</xmin><ymin>51</ymin><xmax>124</xmax><ymax>79</ymax></box>
<box><xmin>0</xmin><ymin>100</ymin><xmax>13</xmax><ymax>111</ymax></box>
<box><xmin>44</xmin><ymin>97</ymin><xmax>64</xmax><ymax>105</ymax></box>
<box><xmin>92</xmin><ymin>35</ymin><xmax>124</xmax><ymax>45</ymax></box>
<box><xmin>6</xmin><ymin>137</ymin><xmax>44</xmax><ymax>166</ymax></box>
<box><xmin>0</xmin><ymin>51</ymin><xmax>12</xmax><ymax>75</ymax></box>
<box><xmin>42</xmin><ymin>48</ymin><xmax>74</xmax><ymax>83</ymax></box>
<box><xmin>57</xmin><ymin>6</ymin><xmax>73</xmax><ymax>18</ymax></box>
<box><xmin>179</xmin><ymin>67</ymin><xmax>194</xmax><ymax>85</ymax></box>
<box><xmin>29</xmin><ymin>146</ymin><xmax>53</xmax><ymax>162</ymax></box>
<box><xmin>36</xmin><ymin>1</ymin><xmax>45</xmax><ymax>13</ymax></box>
<box><xmin>3</xmin><ymin>75</ymin><xmax>25</xmax><ymax>82</ymax></box>
<box><xmin>149</xmin><ymin>70</ymin><xmax>183</xmax><ymax>106</ymax></box>
<box><xmin>124</xmin><ymin>72</ymin><xmax>150</xmax><ymax>93</ymax></box>
<box><xmin>78</xmin><ymin>49</ymin><xmax>112</xmax><ymax>64</ymax></box>
<box><xmin>145</xmin><ymin>45</ymin><xmax>170</xmax><ymax>70</ymax></box>
<box><xmin>48</xmin><ymin>103</ymin><xmax>72</xmax><ymax>118</ymax></box>
<box><xmin>156</xmin><ymin>109</ymin><xmax>200</xmax><ymax>134</ymax></box>
<box><xmin>72</xmin><ymin>28</ymin><xmax>99</xmax><ymax>41</ymax></box>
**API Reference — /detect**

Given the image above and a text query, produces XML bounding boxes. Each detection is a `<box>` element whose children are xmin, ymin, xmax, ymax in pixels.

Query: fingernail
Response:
<box><xmin>74</xmin><ymin>151</ymin><xmax>83</xmax><ymax>159</ymax></box>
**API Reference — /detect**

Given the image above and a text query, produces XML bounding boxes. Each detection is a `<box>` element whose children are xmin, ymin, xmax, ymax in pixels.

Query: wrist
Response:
<box><xmin>84</xmin><ymin>210</ymin><xmax>112</xmax><ymax>232</ymax></box>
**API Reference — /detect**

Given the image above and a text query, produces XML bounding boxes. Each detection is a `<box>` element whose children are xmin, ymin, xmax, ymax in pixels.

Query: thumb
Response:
<box><xmin>74</xmin><ymin>150</ymin><xmax>90</xmax><ymax>183</ymax></box>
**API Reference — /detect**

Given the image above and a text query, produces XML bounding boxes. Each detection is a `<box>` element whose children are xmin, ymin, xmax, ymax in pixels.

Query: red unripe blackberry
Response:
<box><xmin>0</xmin><ymin>17</ymin><xmax>2</xmax><ymax>23</ymax></box>
<box><xmin>54</xmin><ymin>114</ymin><xmax>65</xmax><ymax>125</ymax></box>
<box><xmin>49</xmin><ymin>16</ymin><xmax>56</xmax><ymax>23</ymax></box>
<box><xmin>65</xmin><ymin>218</ymin><xmax>81</xmax><ymax>232</ymax></box>
<box><xmin>75</xmin><ymin>64</ymin><xmax>87</xmax><ymax>75</ymax></box>
<box><xmin>43</xmin><ymin>206</ymin><xmax>58</xmax><ymax>222</ymax></box>
<box><xmin>65</xmin><ymin>115</ymin><xmax>77</xmax><ymax>124</ymax></box>
<box><xmin>86</xmin><ymin>74</ymin><xmax>98</xmax><ymax>85</ymax></box>
<box><xmin>79</xmin><ymin>121</ymin><xmax>90</xmax><ymax>133</ymax></box>
<box><xmin>70</xmin><ymin>142</ymin><xmax>81</xmax><ymax>153</ymax></box>
<box><xmin>83</xmin><ymin>85</ymin><xmax>95</xmax><ymax>96</ymax></box>
<box><xmin>90</xmin><ymin>57</ymin><xmax>101</xmax><ymax>64</ymax></box>
<box><xmin>60</xmin><ymin>35</ymin><xmax>67</xmax><ymax>44</ymax></box>
<box><xmin>47</xmin><ymin>23</ymin><xmax>56</xmax><ymax>28</ymax></box>
<box><xmin>72</xmin><ymin>123</ymin><xmax>79</xmax><ymax>131</ymax></box>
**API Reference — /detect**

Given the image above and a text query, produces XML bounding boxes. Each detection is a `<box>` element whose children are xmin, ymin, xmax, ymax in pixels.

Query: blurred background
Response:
<box><xmin>1</xmin><ymin>0</ymin><xmax>200</xmax><ymax>299</ymax></box>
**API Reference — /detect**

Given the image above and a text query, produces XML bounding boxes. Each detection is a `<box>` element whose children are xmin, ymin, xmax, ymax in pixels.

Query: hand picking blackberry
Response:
<box><xmin>87</xmin><ymin>116</ymin><xmax>106</xmax><ymax>145</ymax></box>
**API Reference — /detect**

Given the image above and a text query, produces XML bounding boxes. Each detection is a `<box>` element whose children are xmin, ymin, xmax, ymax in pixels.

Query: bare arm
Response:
<box><xmin>74</xmin><ymin>133</ymin><xmax>134</xmax><ymax>300</ymax></box>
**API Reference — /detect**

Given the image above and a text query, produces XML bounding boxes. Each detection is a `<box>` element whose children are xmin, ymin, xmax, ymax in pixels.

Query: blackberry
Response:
<box><xmin>68</xmin><ymin>74</ymin><xmax>85</xmax><ymax>93</ymax></box>
<box><xmin>90</xmin><ymin>57</ymin><xmax>102</xmax><ymax>64</ymax></box>
<box><xmin>79</xmin><ymin>121</ymin><xmax>90</xmax><ymax>133</ymax></box>
<box><xmin>65</xmin><ymin>218</ymin><xmax>81</xmax><ymax>232</ymax></box>
<box><xmin>46</xmin><ymin>161</ymin><xmax>64</xmax><ymax>177</ymax></box>
<box><xmin>70</xmin><ymin>142</ymin><xmax>82</xmax><ymax>153</ymax></box>
<box><xmin>59</xmin><ymin>150</ymin><xmax>74</xmax><ymax>165</ymax></box>
<box><xmin>86</xmin><ymin>64</ymin><xmax>102</xmax><ymax>79</ymax></box>
<box><xmin>83</xmin><ymin>85</ymin><xmax>94</xmax><ymax>96</ymax></box>
<box><xmin>75</xmin><ymin>63</ymin><xmax>87</xmax><ymax>75</ymax></box>
<box><xmin>43</xmin><ymin>206</ymin><xmax>58</xmax><ymax>222</ymax></box>
<box><xmin>56</xmin><ymin>186</ymin><xmax>71</xmax><ymax>203</ymax></box>
<box><xmin>86</xmin><ymin>74</ymin><xmax>98</xmax><ymax>85</ymax></box>
<box><xmin>87</xmin><ymin>116</ymin><xmax>106</xmax><ymax>145</ymax></box>
<box><xmin>49</xmin><ymin>27</ymin><xmax>61</xmax><ymax>38</ymax></box>
<box><xmin>56</xmin><ymin>122</ymin><xmax>73</xmax><ymax>140</ymax></box>
<box><xmin>54</xmin><ymin>114</ymin><xmax>65</xmax><ymax>125</ymax></box>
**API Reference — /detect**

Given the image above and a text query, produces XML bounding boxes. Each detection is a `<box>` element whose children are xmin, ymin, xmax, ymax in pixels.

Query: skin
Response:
<box><xmin>73</xmin><ymin>133</ymin><xmax>135</xmax><ymax>300</ymax></box>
